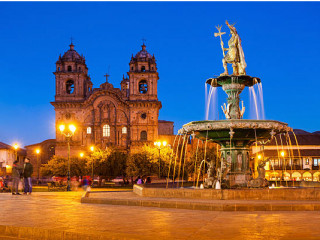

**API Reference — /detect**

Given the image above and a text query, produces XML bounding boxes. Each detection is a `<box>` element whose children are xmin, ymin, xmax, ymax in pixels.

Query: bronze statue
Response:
<box><xmin>215</xmin><ymin>21</ymin><xmax>247</xmax><ymax>76</ymax></box>
<box><xmin>247</xmin><ymin>159</ymin><xmax>269</xmax><ymax>188</ymax></box>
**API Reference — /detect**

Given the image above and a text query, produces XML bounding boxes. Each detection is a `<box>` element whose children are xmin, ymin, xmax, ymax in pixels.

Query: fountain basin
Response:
<box><xmin>133</xmin><ymin>185</ymin><xmax>320</xmax><ymax>201</ymax></box>
<box><xmin>179</xmin><ymin>120</ymin><xmax>292</xmax><ymax>188</ymax></box>
<box><xmin>179</xmin><ymin>119</ymin><xmax>292</xmax><ymax>144</ymax></box>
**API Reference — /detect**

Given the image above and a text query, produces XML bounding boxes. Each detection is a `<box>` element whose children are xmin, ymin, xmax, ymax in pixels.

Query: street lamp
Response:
<box><xmin>35</xmin><ymin>148</ymin><xmax>41</xmax><ymax>185</ymax></box>
<box><xmin>90</xmin><ymin>146</ymin><xmax>95</xmax><ymax>187</ymax></box>
<box><xmin>13</xmin><ymin>143</ymin><xmax>19</xmax><ymax>161</ymax></box>
<box><xmin>59</xmin><ymin>123</ymin><xmax>76</xmax><ymax>191</ymax></box>
<box><xmin>154</xmin><ymin>141</ymin><xmax>167</xmax><ymax>178</ymax></box>
<box><xmin>79</xmin><ymin>152</ymin><xmax>84</xmax><ymax>158</ymax></box>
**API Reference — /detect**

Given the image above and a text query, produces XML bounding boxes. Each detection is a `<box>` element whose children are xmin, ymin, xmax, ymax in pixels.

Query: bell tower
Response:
<box><xmin>54</xmin><ymin>43</ymin><xmax>92</xmax><ymax>102</ymax></box>
<box><xmin>127</xmin><ymin>43</ymin><xmax>162</xmax><ymax>148</ymax></box>
<box><xmin>128</xmin><ymin>43</ymin><xmax>158</xmax><ymax>101</ymax></box>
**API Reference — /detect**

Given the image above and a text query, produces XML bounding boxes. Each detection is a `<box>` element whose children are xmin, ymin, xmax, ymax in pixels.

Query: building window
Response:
<box><xmin>66</xmin><ymin>80</ymin><xmax>74</xmax><ymax>94</ymax></box>
<box><xmin>68</xmin><ymin>66</ymin><xmax>72</xmax><ymax>72</ymax></box>
<box><xmin>122</xmin><ymin>127</ymin><xmax>127</xmax><ymax>134</ymax></box>
<box><xmin>139</xmin><ymin>80</ymin><xmax>148</xmax><ymax>94</ymax></box>
<box><xmin>314</xmin><ymin>158</ymin><xmax>320</xmax><ymax>166</ymax></box>
<box><xmin>79</xmin><ymin>67</ymin><xmax>81</xmax><ymax>71</ymax></box>
<box><xmin>103</xmin><ymin>124</ymin><xmax>110</xmax><ymax>137</ymax></box>
<box><xmin>131</xmin><ymin>67</ymin><xmax>133</xmax><ymax>71</ymax></box>
<box><xmin>140</xmin><ymin>131</ymin><xmax>147</xmax><ymax>141</ymax></box>
<box><xmin>141</xmin><ymin>66</ymin><xmax>146</xmax><ymax>72</ymax></box>
<box><xmin>306</xmin><ymin>158</ymin><xmax>309</xmax><ymax>165</ymax></box>
<box><xmin>141</xmin><ymin>113</ymin><xmax>147</xmax><ymax>119</ymax></box>
<box><xmin>87</xmin><ymin>127</ymin><xmax>92</xmax><ymax>134</ymax></box>
<box><xmin>58</xmin><ymin>67</ymin><xmax>60</xmax><ymax>71</ymax></box>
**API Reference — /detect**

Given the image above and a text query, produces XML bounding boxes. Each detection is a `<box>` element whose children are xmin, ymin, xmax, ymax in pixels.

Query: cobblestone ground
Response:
<box><xmin>1</xmin><ymin>191</ymin><xmax>320</xmax><ymax>240</ymax></box>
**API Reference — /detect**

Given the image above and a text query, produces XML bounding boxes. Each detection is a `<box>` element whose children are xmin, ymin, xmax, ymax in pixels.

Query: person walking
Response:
<box><xmin>12</xmin><ymin>160</ymin><xmax>23</xmax><ymax>195</ymax></box>
<box><xmin>23</xmin><ymin>157</ymin><xmax>33</xmax><ymax>195</ymax></box>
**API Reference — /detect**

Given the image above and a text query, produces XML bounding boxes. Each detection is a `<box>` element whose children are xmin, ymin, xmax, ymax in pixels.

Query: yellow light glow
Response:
<box><xmin>162</xmin><ymin>141</ymin><xmax>167</xmax><ymax>147</ymax></box>
<box><xmin>80</xmin><ymin>152</ymin><xmax>84</xmax><ymax>158</ymax></box>
<box><xmin>69</xmin><ymin>124</ymin><xmax>76</xmax><ymax>133</ymax></box>
<box><xmin>6</xmin><ymin>165</ymin><xmax>12</xmax><ymax>173</ymax></box>
<box><xmin>13</xmin><ymin>143</ymin><xmax>19</xmax><ymax>150</ymax></box>
<box><xmin>157</xmin><ymin>142</ymin><xmax>161</xmax><ymax>147</ymax></box>
<box><xmin>258</xmin><ymin>154</ymin><xmax>262</xmax><ymax>160</ymax></box>
<box><xmin>59</xmin><ymin>124</ymin><xmax>65</xmax><ymax>132</ymax></box>
<box><xmin>90</xmin><ymin>146</ymin><xmax>94</xmax><ymax>152</ymax></box>
<box><xmin>280</xmin><ymin>151</ymin><xmax>285</xmax><ymax>157</ymax></box>
<box><xmin>154</xmin><ymin>142</ymin><xmax>157</xmax><ymax>146</ymax></box>
<box><xmin>36</xmin><ymin>149</ymin><xmax>40</xmax><ymax>154</ymax></box>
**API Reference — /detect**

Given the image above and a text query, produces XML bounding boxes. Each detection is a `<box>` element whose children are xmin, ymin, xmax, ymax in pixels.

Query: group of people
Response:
<box><xmin>135</xmin><ymin>175</ymin><xmax>151</xmax><ymax>184</ymax></box>
<box><xmin>11</xmin><ymin>157</ymin><xmax>33</xmax><ymax>195</ymax></box>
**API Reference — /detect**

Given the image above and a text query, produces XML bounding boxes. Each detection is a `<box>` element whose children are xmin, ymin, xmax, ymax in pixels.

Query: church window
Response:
<box><xmin>152</xmin><ymin>67</ymin><xmax>154</xmax><ymax>71</ymax></box>
<box><xmin>141</xmin><ymin>66</ymin><xmax>146</xmax><ymax>72</ymax></box>
<box><xmin>140</xmin><ymin>131</ymin><xmax>147</xmax><ymax>141</ymax></box>
<box><xmin>122</xmin><ymin>127</ymin><xmax>127</xmax><ymax>134</ymax></box>
<box><xmin>139</xmin><ymin>80</ymin><xmax>148</xmax><ymax>94</ymax></box>
<box><xmin>131</xmin><ymin>67</ymin><xmax>133</xmax><ymax>71</ymax></box>
<box><xmin>87</xmin><ymin>127</ymin><xmax>92</xmax><ymax>134</ymax></box>
<box><xmin>141</xmin><ymin>113</ymin><xmax>147</xmax><ymax>119</ymax></box>
<box><xmin>66</xmin><ymin>80</ymin><xmax>74</xmax><ymax>94</ymax></box>
<box><xmin>68</xmin><ymin>66</ymin><xmax>72</xmax><ymax>72</ymax></box>
<box><xmin>79</xmin><ymin>67</ymin><xmax>81</xmax><ymax>71</ymax></box>
<box><xmin>58</xmin><ymin>67</ymin><xmax>60</xmax><ymax>71</ymax></box>
<box><xmin>103</xmin><ymin>124</ymin><xmax>110</xmax><ymax>137</ymax></box>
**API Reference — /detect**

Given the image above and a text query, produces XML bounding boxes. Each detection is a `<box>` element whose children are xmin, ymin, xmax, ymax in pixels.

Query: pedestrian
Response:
<box><xmin>82</xmin><ymin>176</ymin><xmax>90</xmax><ymax>191</ymax></box>
<box><xmin>12</xmin><ymin>160</ymin><xmax>23</xmax><ymax>195</ymax></box>
<box><xmin>23</xmin><ymin>157</ymin><xmax>33</xmax><ymax>195</ymax></box>
<box><xmin>136</xmin><ymin>176</ymin><xmax>143</xmax><ymax>184</ymax></box>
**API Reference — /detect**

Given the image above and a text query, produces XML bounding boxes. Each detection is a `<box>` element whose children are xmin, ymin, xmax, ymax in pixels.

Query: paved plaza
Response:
<box><xmin>0</xmin><ymin>191</ymin><xmax>320</xmax><ymax>239</ymax></box>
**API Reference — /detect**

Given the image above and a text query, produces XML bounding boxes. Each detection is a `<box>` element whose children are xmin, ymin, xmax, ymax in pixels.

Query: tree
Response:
<box><xmin>86</xmin><ymin>148</ymin><xmax>127</xmax><ymax>180</ymax></box>
<box><xmin>126</xmin><ymin>145</ymin><xmax>174</xmax><ymax>178</ymax></box>
<box><xmin>41</xmin><ymin>155</ymin><xmax>88</xmax><ymax>177</ymax></box>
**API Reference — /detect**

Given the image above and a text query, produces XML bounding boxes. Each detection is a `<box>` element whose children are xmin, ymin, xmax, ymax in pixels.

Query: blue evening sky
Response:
<box><xmin>0</xmin><ymin>2</ymin><xmax>319</xmax><ymax>147</ymax></box>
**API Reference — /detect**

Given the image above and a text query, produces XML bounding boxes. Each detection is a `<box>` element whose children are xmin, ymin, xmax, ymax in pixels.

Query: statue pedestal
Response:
<box><xmin>228</xmin><ymin>173</ymin><xmax>251</xmax><ymax>188</ymax></box>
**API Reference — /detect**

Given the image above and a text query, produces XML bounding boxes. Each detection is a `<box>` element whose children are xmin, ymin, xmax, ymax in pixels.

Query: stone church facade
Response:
<box><xmin>51</xmin><ymin>43</ymin><xmax>173</xmax><ymax>157</ymax></box>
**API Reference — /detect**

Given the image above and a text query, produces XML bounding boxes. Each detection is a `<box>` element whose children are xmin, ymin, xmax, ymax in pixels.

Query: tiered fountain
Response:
<box><xmin>179</xmin><ymin>21</ymin><xmax>292</xmax><ymax>188</ymax></box>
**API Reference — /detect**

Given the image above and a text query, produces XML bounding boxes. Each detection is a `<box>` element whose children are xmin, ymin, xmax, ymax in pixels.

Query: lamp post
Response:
<box><xmin>13</xmin><ymin>143</ymin><xmax>19</xmax><ymax>162</ymax></box>
<box><xmin>154</xmin><ymin>141</ymin><xmax>167</xmax><ymax>178</ymax></box>
<box><xmin>35</xmin><ymin>148</ymin><xmax>41</xmax><ymax>185</ymax></box>
<box><xmin>90</xmin><ymin>146</ymin><xmax>94</xmax><ymax>187</ymax></box>
<box><xmin>59</xmin><ymin>124</ymin><xmax>76</xmax><ymax>191</ymax></box>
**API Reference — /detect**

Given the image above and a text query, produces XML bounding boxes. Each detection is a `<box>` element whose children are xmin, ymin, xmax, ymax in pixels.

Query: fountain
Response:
<box><xmin>85</xmin><ymin>22</ymin><xmax>320</xmax><ymax>209</ymax></box>
<box><xmin>179</xmin><ymin>21</ymin><xmax>292</xmax><ymax>188</ymax></box>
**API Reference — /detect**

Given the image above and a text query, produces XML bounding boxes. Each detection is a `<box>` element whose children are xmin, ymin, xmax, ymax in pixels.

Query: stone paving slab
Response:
<box><xmin>82</xmin><ymin>191</ymin><xmax>320</xmax><ymax>211</ymax></box>
<box><xmin>1</xmin><ymin>192</ymin><xmax>320</xmax><ymax>240</ymax></box>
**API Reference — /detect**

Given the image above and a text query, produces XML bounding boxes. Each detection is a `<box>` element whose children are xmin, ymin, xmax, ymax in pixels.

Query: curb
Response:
<box><xmin>81</xmin><ymin>196</ymin><xmax>320</xmax><ymax>211</ymax></box>
<box><xmin>0</xmin><ymin>224</ymin><xmax>143</xmax><ymax>240</ymax></box>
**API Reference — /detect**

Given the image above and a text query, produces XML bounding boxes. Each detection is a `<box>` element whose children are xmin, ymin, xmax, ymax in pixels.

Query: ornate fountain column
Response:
<box><xmin>221</xmin><ymin>76</ymin><xmax>245</xmax><ymax>119</ymax></box>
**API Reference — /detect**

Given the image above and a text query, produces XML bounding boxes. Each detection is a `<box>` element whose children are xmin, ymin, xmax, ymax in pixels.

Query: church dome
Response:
<box><xmin>131</xmin><ymin>44</ymin><xmax>155</xmax><ymax>63</ymax></box>
<box><xmin>59</xmin><ymin>43</ymin><xmax>85</xmax><ymax>63</ymax></box>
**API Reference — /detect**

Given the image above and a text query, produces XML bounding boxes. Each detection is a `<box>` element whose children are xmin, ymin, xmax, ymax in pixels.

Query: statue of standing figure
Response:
<box><xmin>215</xmin><ymin>20</ymin><xmax>247</xmax><ymax>76</ymax></box>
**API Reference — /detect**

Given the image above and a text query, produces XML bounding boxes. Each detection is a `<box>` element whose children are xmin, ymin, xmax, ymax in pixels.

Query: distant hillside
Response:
<box><xmin>293</xmin><ymin>129</ymin><xmax>310</xmax><ymax>134</ymax></box>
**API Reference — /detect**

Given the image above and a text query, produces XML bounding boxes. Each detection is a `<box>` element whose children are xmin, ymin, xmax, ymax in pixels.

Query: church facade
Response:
<box><xmin>51</xmin><ymin>43</ymin><xmax>173</xmax><ymax>157</ymax></box>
